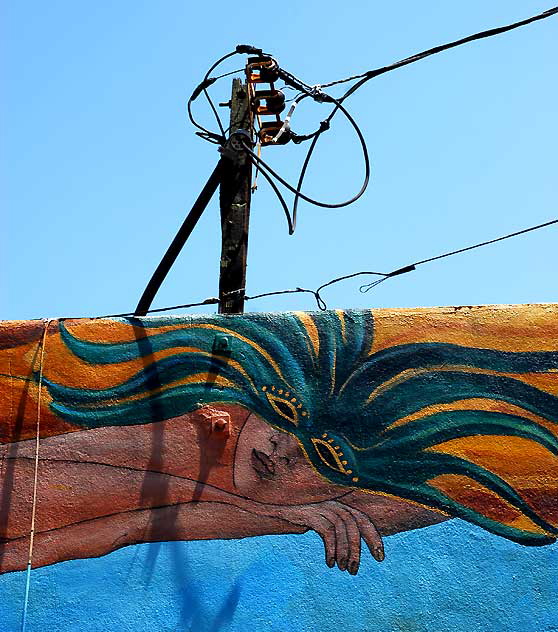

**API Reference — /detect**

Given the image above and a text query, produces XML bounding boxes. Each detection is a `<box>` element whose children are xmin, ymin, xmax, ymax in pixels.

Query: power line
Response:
<box><xmin>359</xmin><ymin>218</ymin><xmax>558</xmax><ymax>292</ymax></box>
<box><xmin>274</xmin><ymin>7</ymin><xmax>558</xmax><ymax>230</ymax></box>
<box><xmin>103</xmin><ymin>218</ymin><xmax>557</xmax><ymax>319</ymax></box>
<box><xmin>185</xmin><ymin>7</ymin><xmax>557</xmax><ymax>233</ymax></box>
<box><xmin>135</xmin><ymin>10</ymin><xmax>556</xmax><ymax>315</ymax></box>
<box><xmin>323</xmin><ymin>6</ymin><xmax>558</xmax><ymax>93</ymax></box>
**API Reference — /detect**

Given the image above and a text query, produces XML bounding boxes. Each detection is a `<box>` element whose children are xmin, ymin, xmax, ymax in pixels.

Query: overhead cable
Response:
<box><xmin>106</xmin><ymin>218</ymin><xmax>558</xmax><ymax>319</ymax></box>
<box><xmin>322</xmin><ymin>6</ymin><xmax>558</xmax><ymax>94</ymax></box>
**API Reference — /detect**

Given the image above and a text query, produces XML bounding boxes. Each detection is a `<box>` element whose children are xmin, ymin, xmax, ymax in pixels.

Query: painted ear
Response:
<box><xmin>311</xmin><ymin>432</ymin><xmax>359</xmax><ymax>483</ymax></box>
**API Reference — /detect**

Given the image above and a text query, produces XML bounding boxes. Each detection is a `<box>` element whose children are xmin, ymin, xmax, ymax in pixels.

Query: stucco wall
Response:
<box><xmin>1</xmin><ymin>304</ymin><xmax>557</xmax><ymax>631</ymax></box>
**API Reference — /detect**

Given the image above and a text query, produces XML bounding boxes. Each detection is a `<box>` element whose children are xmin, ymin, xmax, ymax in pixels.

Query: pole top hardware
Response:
<box><xmin>252</xmin><ymin>89</ymin><xmax>286</xmax><ymax>115</ymax></box>
<box><xmin>258</xmin><ymin>121</ymin><xmax>292</xmax><ymax>146</ymax></box>
<box><xmin>246</xmin><ymin>57</ymin><xmax>279</xmax><ymax>84</ymax></box>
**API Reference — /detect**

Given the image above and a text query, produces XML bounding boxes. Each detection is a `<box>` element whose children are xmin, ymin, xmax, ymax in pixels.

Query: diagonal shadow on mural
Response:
<box><xmin>0</xmin><ymin>306</ymin><xmax>557</xmax><ymax>576</ymax></box>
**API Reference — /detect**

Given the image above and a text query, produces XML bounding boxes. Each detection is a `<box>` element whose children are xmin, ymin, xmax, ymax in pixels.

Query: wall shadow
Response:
<box><xmin>0</xmin><ymin>333</ymin><xmax>42</xmax><ymax>569</ymax></box>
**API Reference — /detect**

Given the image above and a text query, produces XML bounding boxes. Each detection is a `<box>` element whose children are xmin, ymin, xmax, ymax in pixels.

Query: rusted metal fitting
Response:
<box><xmin>258</xmin><ymin>121</ymin><xmax>292</xmax><ymax>146</ymax></box>
<box><xmin>196</xmin><ymin>406</ymin><xmax>231</xmax><ymax>439</ymax></box>
<box><xmin>246</xmin><ymin>56</ymin><xmax>279</xmax><ymax>84</ymax></box>
<box><xmin>252</xmin><ymin>89</ymin><xmax>286</xmax><ymax>115</ymax></box>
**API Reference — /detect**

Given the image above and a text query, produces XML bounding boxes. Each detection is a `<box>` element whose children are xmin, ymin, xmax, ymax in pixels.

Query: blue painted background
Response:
<box><xmin>1</xmin><ymin>521</ymin><xmax>556</xmax><ymax>631</ymax></box>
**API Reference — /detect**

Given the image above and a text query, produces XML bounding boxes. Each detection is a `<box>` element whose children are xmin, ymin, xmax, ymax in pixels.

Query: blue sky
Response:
<box><xmin>1</xmin><ymin>4</ymin><xmax>557</xmax><ymax>630</ymax></box>
<box><xmin>2</xmin><ymin>1</ymin><xmax>557</xmax><ymax>319</ymax></box>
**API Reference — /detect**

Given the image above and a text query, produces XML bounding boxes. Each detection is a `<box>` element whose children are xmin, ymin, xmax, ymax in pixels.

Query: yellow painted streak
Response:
<box><xmin>38</xmin><ymin>341</ymin><xmax>182</xmax><ymax>390</ymax></box>
<box><xmin>365</xmin><ymin>365</ymin><xmax>557</xmax><ymax>405</ymax></box>
<box><xmin>53</xmin><ymin>322</ymin><xmax>275</xmax><ymax>389</ymax></box>
<box><xmin>189</xmin><ymin>324</ymin><xmax>291</xmax><ymax>387</ymax></box>
<box><xmin>100</xmin><ymin>373</ymin><xmax>238</xmax><ymax>406</ymax></box>
<box><xmin>330</xmin><ymin>338</ymin><xmax>337</xmax><ymax>396</ymax></box>
<box><xmin>369</xmin><ymin>304</ymin><xmax>558</xmax><ymax>355</ymax></box>
<box><xmin>42</xmin><ymin>341</ymin><xmax>256</xmax><ymax>393</ymax></box>
<box><xmin>294</xmin><ymin>312</ymin><xmax>319</xmax><ymax>358</ymax></box>
<box><xmin>425</xmin><ymin>435</ymin><xmax>558</xmax><ymax>486</ymax></box>
<box><xmin>311</xmin><ymin>438</ymin><xmax>349</xmax><ymax>474</ymax></box>
<box><xmin>356</xmin><ymin>487</ymin><xmax>452</xmax><ymax>515</ymax></box>
<box><xmin>328</xmin><ymin>311</ymin><xmax>346</xmax><ymax>396</ymax></box>
<box><xmin>386</xmin><ymin>398</ymin><xmax>557</xmax><ymax>436</ymax></box>
<box><xmin>336</xmin><ymin>310</ymin><xmax>347</xmax><ymax>344</ymax></box>
<box><xmin>61</xmin><ymin>319</ymin><xmax>185</xmax><ymax>343</ymax></box>
<box><xmin>428</xmin><ymin>473</ymin><xmax>552</xmax><ymax>536</ymax></box>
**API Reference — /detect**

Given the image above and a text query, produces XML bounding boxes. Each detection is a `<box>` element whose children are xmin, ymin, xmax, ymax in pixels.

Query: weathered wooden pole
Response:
<box><xmin>218</xmin><ymin>78</ymin><xmax>253</xmax><ymax>314</ymax></box>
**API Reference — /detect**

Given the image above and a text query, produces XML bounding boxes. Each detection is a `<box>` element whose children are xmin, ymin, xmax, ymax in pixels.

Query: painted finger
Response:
<box><xmin>314</xmin><ymin>514</ymin><xmax>336</xmax><ymax>569</ymax></box>
<box><xmin>345</xmin><ymin>506</ymin><xmax>384</xmax><ymax>563</ymax></box>
<box><xmin>337</xmin><ymin>507</ymin><xmax>361</xmax><ymax>575</ymax></box>
<box><xmin>331</xmin><ymin>510</ymin><xmax>350</xmax><ymax>572</ymax></box>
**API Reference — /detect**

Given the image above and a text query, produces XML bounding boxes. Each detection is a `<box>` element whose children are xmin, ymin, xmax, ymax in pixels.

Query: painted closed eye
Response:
<box><xmin>261</xmin><ymin>385</ymin><xmax>308</xmax><ymax>426</ymax></box>
<box><xmin>311</xmin><ymin>433</ymin><xmax>359</xmax><ymax>482</ymax></box>
<box><xmin>266</xmin><ymin>393</ymin><xmax>299</xmax><ymax>425</ymax></box>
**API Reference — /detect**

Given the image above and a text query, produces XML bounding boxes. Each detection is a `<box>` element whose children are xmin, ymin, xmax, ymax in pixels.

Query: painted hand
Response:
<box><xmin>275</xmin><ymin>499</ymin><xmax>384</xmax><ymax>574</ymax></box>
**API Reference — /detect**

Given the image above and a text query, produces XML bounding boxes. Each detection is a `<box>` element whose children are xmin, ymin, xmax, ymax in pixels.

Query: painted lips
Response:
<box><xmin>251</xmin><ymin>449</ymin><xmax>275</xmax><ymax>479</ymax></box>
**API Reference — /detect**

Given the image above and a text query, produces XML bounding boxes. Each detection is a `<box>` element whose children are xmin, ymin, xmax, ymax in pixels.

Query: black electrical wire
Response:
<box><xmin>187</xmin><ymin>49</ymin><xmax>239</xmax><ymax>145</ymax></box>
<box><xmin>199</xmin><ymin>52</ymin><xmax>246</xmax><ymax>139</ymax></box>
<box><xmin>187</xmin><ymin>45</ymin><xmax>272</xmax><ymax>147</ymax></box>
<box><xmin>413</xmin><ymin>219</ymin><xmax>558</xmax><ymax>266</ymax></box>
<box><xmin>277</xmin><ymin>5</ymin><xmax>558</xmax><ymax>213</ymax></box>
<box><xmin>188</xmin><ymin>7</ymin><xmax>558</xmax><ymax>161</ymax></box>
<box><xmin>236</xmin><ymin>92</ymin><xmax>370</xmax><ymax>211</ymax></box>
<box><xmin>325</xmin><ymin>7</ymin><xmax>558</xmax><ymax>110</ymax></box>
<box><xmin>212</xmin><ymin>67</ymin><xmax>246</xmax><ymax>81</ymax></box>
<box><xmin>248</xmin><ymin>157</ymin><xmax>294</xmax><ymax>234</ymax></box>
<box><xmin>119</xmin><ymin>218</ymin><xmax>558</xmax><ymax>319</ymax></box>
<box><xmin>359</xmin><ymin>218</ymin><xmax>558</xmax><ymax>292</ymax></box>
<box><xmin>203</xmin><ymin>87</ymin><xmax>226</xmax><ymax>138</ymax></box>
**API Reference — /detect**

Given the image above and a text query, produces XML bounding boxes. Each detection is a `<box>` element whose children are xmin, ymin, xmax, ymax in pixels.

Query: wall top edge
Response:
<box><xmin>1</xmin><ymin>302</ymin><xmax>557</xmax><ymax>327</ymax></box>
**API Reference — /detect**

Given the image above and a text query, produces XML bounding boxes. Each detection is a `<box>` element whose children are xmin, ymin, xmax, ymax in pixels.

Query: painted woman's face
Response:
<box><xmin>233</xmin><ymin>413</ymin><xmax>344</xmax><ymax>504</ymax></box>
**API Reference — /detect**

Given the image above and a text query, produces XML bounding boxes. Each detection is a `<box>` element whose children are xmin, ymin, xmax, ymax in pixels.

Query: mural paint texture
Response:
<box><xmin>0</xmin><ymin>304</ymin><xmax>557</xmax><ymax>629</ymax></box>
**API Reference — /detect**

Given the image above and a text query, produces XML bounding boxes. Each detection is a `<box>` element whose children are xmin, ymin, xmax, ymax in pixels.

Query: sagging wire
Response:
<box><xmin>102</xmin><ymin>218</ymin><xmax>557</xmax><ymax>318</ymax></box>
<box><xmin>236</xmin><ymin>89</ymin><xmax>370</xmax><ymax>211</ymax></box>
<box><xmin>263</xmin><ymin>6</ymin><xmax>558</xmax><ymax>230</ymax></box>
<box><xmin>322</xmin><ymin>6</ymin><xmax>558</xmax><ymax>94</ymax></box>
<box><xmin>187</xmin><ymin>46</ymin><xmax>268</xmax><ymax>145</ymax></box>
<box><xmin>297</xmin><ymin>6</ymin><xmax>558</xmax><ymax>140</ymax></box>
<box><xmin>186</xmin><ymin>7</ymin><xmax>557</xmax><ymax>234</ymax></box>
<box><xmin>187</xmin><ymin>47</ymin><xmax>371</xmax><ymax>230</ymax></box>
<box><xmin>251</xmin><ymin>158</ymin><xmax>294</xmax><ymax>234</ymax></box>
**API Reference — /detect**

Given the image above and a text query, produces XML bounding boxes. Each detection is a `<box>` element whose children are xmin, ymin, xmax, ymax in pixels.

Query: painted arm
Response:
<box><xmin>0</xmin><ymin>407</ymin><xmax>441</xmax><ymax>576</ymax></box>
<box><xmin>0</xmin><ymin>450</ymin><xmax>386</xmax><ymax>575</ymax></box>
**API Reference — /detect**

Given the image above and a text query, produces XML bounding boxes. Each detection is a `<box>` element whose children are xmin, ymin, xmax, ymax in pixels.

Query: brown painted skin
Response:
<box><xmin>0</xmin><ymin>404</ymin><xmax>447</xmax><ymax>576</ymax></box>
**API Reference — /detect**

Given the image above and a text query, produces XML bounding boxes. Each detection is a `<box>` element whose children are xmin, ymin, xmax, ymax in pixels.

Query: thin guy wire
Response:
<box><xmin>21</xmin><ymin>319</ymin><xmax>51</xmax><ymax>632</ymax></box>
<box><xmin>86</xmin><ymin>218</ymin><xmax>557</xmax><ymax>319</ymax></box>
<box><xmin>360</xmin><ymin>219</ymin><xmax>558</xmax><ymax>291</ymax></box>
<box><xmin>212</xmin><ymin>67</ymin><xmax>245</xmax><ymax>81</ymax></box>
<box><xmin>281</xmin><ymin>6</ymin><xmax>558</xmax><ymax>166</ymax></box>
<box><xmin>415</xmin><ymin>219</ymin><xmax>558</xmax><ymax>267</ymax></box>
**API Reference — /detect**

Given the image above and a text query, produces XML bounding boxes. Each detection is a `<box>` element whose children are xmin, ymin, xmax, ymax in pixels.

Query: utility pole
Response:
<box><xmin>218</xmin><ymin>77</ymin><xmax>253</xmax><ymax>314</ymax></box>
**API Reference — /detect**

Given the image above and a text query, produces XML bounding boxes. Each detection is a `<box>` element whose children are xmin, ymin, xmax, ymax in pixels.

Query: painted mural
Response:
<box><xmin>1</xmin><ymin>305</ymin><xmax>557</xmax><ymax>581</ymax></box>
<box><xmin>0</xmin><ymin>305</ymin><xmax>557</xmax><ymax>630</ymax></box>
